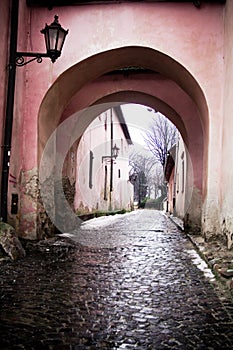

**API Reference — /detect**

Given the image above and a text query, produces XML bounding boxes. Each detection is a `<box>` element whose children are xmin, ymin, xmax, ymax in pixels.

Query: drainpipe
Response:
<box><xmin>0</xmin><ymin>0</ymin><xmax>19</xmax><ymax>221</ymax></box>
<box><xmin>109</xmin><ymin>108</ymin><xmax>113</xmax><ymax>211</ymax></box>
<box><xmin>110</xmin><ymin>108</ymin><xmax>113</xmax><ymax>192</ymax></box>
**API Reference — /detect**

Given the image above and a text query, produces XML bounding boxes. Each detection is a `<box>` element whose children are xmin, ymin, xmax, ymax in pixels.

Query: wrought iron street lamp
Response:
<box><xmin>102</xmin><ymin>142</ymin><xmax>120</xmax><ymax>200</ymax></box>
<box><xmin>112</xmin><ymin>143</ymin><xmax>120</xmax><ymax>159</ymax></box>
<box><xmin>16</xmin><ymin>15</ymin><xmax>68</xmax><ymax>66</ymax></box>
<box><xmin>102</xmin><ymin>143</ymin><xmax>120</xmax><ymax>162</ymax></box>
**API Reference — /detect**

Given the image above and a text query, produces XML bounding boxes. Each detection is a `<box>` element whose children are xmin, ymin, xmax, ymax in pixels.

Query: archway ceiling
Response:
<box><xmin>39</xmin><ymin>46</ymin><xmax>207</xmax><ymax>163</ymax></box>
<box><xmin>59</xmin><ymin>70</ymin><xmax>204</xmax><ymax>190</ymax></box>
<box><xmin>40</xmin><ymin>47</ymin><xmax>208</xmax><ymax>127</ymax></box>
<box><xmin>61</xmin><ymin>71</ymin><xmax>203</xmax><ymax>148</ymax></box>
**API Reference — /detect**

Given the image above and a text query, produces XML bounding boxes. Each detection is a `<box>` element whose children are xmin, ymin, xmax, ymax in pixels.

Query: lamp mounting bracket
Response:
<box><xmin>15</xmin><ymin>52</ymin><xmax>49</xmax><ymax>66</ymax></box>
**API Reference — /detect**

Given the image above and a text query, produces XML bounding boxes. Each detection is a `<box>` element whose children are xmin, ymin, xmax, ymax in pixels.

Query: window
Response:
<box><xmin>89</xmin><ymin>151</ymin><xmax>94</xmax><ymax>189</ymax></box>
<box><xmin>104</xmin><ymin>113</ymin><xmax>107</xmax><ymax>131</ymax></box>
<box><xmin>181</xmin><ymin>160</ymin><xmax>184</xmax><ymax>193</ymax></box>
<box><xmin>176</xmin><ymin>173</ymin><xmax>179</xmax><ymax>194</ymax></box>
<box><xmin>180</xmin><ymin>151</ymin><xmax>185</xmax><ymax>193</ymax></box>
<box><xmin>104</xmin><ymin>166</ymin><xmax>107</xmax><ymax>200</ymax></box>
<box><xmin>118</xmin><ymin>169</ymin><xmax>121</xmax><ymax>178</ymax></box>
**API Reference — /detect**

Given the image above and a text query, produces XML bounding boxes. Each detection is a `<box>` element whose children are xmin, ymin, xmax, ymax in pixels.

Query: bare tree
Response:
<box><xmin>144</xmin><ymin>113</ymin><xmax>177</xmax><ymax>168</ymax></box>
<box><xmin>129</xmin><ymin>148</ymin><xmax>155</xmax><ymax>178</ymax></box>
<box><xmin>147</xmin><ymin>164</ymin><xmax>167</xmax><ymax>199</ymax></box>
<box><xmin>129</xmin><ymin>148</ymin><xmax>155</xmax><ymax>205</ymax></box>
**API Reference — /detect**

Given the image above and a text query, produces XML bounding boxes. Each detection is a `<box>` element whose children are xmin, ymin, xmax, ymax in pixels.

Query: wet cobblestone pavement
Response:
<box><xmin>0</xmin><ymin>210</ymin><xmax>233</xmax><ymax>349</ymax></box>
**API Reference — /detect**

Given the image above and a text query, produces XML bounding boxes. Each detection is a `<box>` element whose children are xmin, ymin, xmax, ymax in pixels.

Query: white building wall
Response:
<box><xmin>74</xmin><ymin>108</ymin><xmax>133</xmax><ymax>214</ymax></box>
<box><xmin>174</xmin><ymin>135</ymin><xmax>187</xmax><ymax>220</ymax></box>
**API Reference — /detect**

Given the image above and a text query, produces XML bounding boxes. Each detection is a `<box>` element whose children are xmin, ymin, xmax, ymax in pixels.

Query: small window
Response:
<box><xmin>89</xmin><ymin>151</ymin><xmax>94</xmax><ymax>189</ymax></box>
<box><xmin>104</xmin><ymin>166</ymin><xmax>107</xmax><ymax>200</ymax></box>
<box><xmin>176</xmin><ymin>173</ymin><xmax>179</xmax><ymax>194</ymax></box>
<box><xmin>181</xmin><ymin>160</ymin><xmax>184</xmax><ymax>193</ymax></box>
<box><xmin>118</xmin><ymin>169</ymin><xmax>121</xmax><ymax>178</ymax></box>
<box><xmin>104</xmin><ymin>114</ymin><xmax>107</xmax><ymax>131</ymax></box>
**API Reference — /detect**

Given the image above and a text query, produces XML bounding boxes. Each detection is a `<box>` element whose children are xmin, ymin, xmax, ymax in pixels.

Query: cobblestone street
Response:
<box><xmin>0</xmin><ymin>210</ymin><xmax>233</xmax><ymax>349</ymax></box>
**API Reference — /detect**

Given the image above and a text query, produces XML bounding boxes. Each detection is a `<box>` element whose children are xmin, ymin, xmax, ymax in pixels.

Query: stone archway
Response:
<box><xmin>38</xmin><ymin>46</ymin><xmax>208</xmax><ymax>155</ymax></box>
<box><xmin>38</xmin><ymin>46</ymin><xmax>208</xmax><ymax>236</ymax></box>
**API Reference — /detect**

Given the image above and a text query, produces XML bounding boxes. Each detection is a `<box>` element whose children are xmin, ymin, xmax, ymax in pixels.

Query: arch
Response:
<box><xmin>59</xmin><ymin>71</ymin><xmax>204</xmax><ymax>191</ymax></box>
<box><xmin>61</xmin><ymin>73</ymin><xmax>198</xmax><ymax>149</ymax></box>
<box><xmin>38</xmin><ymin>46</ymin><xmax>208</xmax><ymax>158</ymax></box>
<box><xmin>38</xmin><ymin>46</ymin><xmax>208</xmax><ymax>231</ymax></box>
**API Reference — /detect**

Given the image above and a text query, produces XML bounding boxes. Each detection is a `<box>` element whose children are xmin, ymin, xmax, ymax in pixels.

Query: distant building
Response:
<box><xmin>164</xmin><ymin>135</ymin><xmax>187</xmax><ymax>220</ymax></box>
<box><xmin>164</xmin><ymin>145</ymin><xmax>176</xmax><ymax>214</ymax></box>
<box><xmin>73</xmin><ymin>107</ymin><xmax>134</xmax><ymax>215</ymax></box>
<box><xmin>174</xmin><ymin>134</ymin><xmax>187</xmax><ymax>220</ymax></box>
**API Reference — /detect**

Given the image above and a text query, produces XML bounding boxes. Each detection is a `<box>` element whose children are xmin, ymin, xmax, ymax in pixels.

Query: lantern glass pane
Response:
<box><xmin>57</xmin><ymin>30</ymin><xmax>66</xmax><ymax>52</ymax></box>
<box><xmin>44</xmin><ymin>31</ymin><xmax>50</xmax><ymax>51</ymax></box>
<box><xmin>48</xmin><ymin>28</ymin><xmax>58</xmax><ymax>51</ymax></box>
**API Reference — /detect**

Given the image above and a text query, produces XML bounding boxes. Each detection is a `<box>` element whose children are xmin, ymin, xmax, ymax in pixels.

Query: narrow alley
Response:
<box><xmin>0</xmin><ymin>210</ymin><xmax>233</xmax><ymax>349</ymax></box>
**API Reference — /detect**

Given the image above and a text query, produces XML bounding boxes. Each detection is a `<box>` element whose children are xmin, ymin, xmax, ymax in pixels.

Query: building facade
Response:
<box><xmin>165</xmin><ymin>136</ymin><xmax>191</xmax><ymax>221</ymax></box>
<box><xmin>164</xmin><ymin>145</ymin><xmax>176</xmax><ymax>215</ymax></box>
<box><xmin>74</xmin><ymin>107</ymin><xmax>134</xmax><ymax>215</ymax></box>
